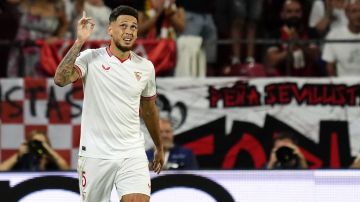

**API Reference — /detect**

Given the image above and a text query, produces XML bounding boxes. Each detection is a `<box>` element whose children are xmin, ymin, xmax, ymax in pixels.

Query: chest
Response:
<box><xmin>334</xmin><ymin>43</ymin><xmax>360</xmax><ymax>62</ymax></box>
<box><xmin>86</xmin><ymin>59</ymin><xmax>149</xmax><ymax>98</ymax></box>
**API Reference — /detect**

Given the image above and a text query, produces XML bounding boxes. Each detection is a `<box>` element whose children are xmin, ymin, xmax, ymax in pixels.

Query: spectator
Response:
<box><xmin>309</xmin><ymin>0</ymin><xmax>348</xmax><ymax>38</ymax></box>
<box><xmin>178</xmin><ymin>0</ymin><xmax>217</xmax><ymax>65</ymax></box>
<box><xmin>230</xmin><ymin>0</ymin><xmax>263</xmax><ymax>65</ymax></box>
<box><xmin>135</xmin><ymin>0</ymin><xmax>185</xmax><ymax>39</ymax></box>
<box><xmin>0</xmin><ymin>130</ymin><xmax>69</xmax><ymax>171</ymax></box>
<box><xmin>7</xmin><ymin>0</ymin><xmax>68</xmax><ymax>77</ymax></box>
<box><xmin>73</xmin><ymin>0</ymin><xmax>112</xmax><ymax>40</ymax></box>
<box><xmin>261</xmin><ymin>0</ymin><xmax>286</xmax><ymax>37</ymax></box>
<box><xmin>0</xmin><ymin>0</ymin><xmax>20</xmax><ymax>78</ymax></box>
<box><xmin>265</xmin><ymin>0</ymin><xmax>320</xmax><ymax>76</ymax></box>
<box><xmin>267</xmin><ymin>132</ymin><xmax>308</xmax><ymax>169</ymax></box>
<box><xmin>350</xmin><ymin>154</ymin><xmax>360</xmax><ymax>168</ymax></box>
<box><xmin>63</xmin><ymin>0</ymin><xmax>75</xmax><ymax>26</ymax></box>
<box><xmin>322</xmin><ymin>0</ymin><xmax>360</xmax><ymax>76</ymax></box>
<box><xmin>146</xmin><ymin>118</ymin><xmax>199</xmax><ymax>170</ymax></box>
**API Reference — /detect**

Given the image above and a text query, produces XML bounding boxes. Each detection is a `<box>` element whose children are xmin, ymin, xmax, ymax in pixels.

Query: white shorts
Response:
<box><xmin>77</xmin><ymin>156</ymin><xmax>151</xmax><ymax>202</ymax></box>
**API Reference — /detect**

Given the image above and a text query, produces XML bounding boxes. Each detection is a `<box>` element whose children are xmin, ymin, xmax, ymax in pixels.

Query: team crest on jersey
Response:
<box><xmin>134</xmin><ymin>72</ymin><xmax>142</xmax><ymax>81</ymax></box>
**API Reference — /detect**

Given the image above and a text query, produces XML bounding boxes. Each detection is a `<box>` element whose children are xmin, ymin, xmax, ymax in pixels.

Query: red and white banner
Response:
<box><xmin>150</xmin><ymin>77</ymin><xmax>360</xmax><ymax>169</ymax></box>
<box><xmin>37</xmin><ymin>39</ymin><xmax>176</xmax><ymax>76</ymax></box>
<box><xmin>0</xmin><ymin>78</ymin><xmax>83</xmax><ymax>169</ymax></box>
<box><xmin>1</xmin><ymin>77</ymin><xmax>360</xmax><ymax>169</ymax></box>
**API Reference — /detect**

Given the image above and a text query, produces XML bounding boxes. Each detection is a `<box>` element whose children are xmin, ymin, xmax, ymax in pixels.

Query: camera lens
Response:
<box><xmin>276</xmin><ymin>146</ymin><xmax>295</xmax><ymax>163</ymax></box>
<box><xmin>28</xmin><ymin>140</ymin><xmax>45</xmax><ymax>158</ymax></box>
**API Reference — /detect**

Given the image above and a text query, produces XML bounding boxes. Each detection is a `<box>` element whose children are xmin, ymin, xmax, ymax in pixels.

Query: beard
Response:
<box><xmin>114</xmin><ymin>40</ymin><xmax>133</xmax><ymax>52</ymax></box>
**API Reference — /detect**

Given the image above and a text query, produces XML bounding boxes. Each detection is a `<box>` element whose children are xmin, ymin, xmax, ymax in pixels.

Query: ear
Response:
<box><xmin>108</xmin><ymin>24</ymin><xmax>112</xmax><ymax>37</ymax></box>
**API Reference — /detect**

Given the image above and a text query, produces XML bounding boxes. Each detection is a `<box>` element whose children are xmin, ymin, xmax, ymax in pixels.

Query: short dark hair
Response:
<box><xmin>273</xmin><ymin>131</ymin><xmax>298</xmax><ymax>145</ymax></box>
<box><xmin>109</xmin><ymin>5</ymin><xmax>138</xmax><ymax>23</ymax></box>
<box><xmin>282</xmin><ymin>0</ymin><xmax>302</xmax><ymax>10</ymax></box>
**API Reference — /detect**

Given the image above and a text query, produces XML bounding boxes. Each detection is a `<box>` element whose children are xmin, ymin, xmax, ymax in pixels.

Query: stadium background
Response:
<box><xmin>1</xmin><ymin>0</ymin><xmax>360</xmax><ymax>201</ymax></box>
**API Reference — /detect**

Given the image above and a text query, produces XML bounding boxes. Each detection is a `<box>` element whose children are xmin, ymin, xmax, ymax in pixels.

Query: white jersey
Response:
<box><xmin>75</xmin><ymin>47</ymin><xmax>157</xmax><ymax>159</ymax></box>
<box><xmin>322</xmin><ymin>26</ymin><xmax>360</xmax><ymax>76</ymax></box>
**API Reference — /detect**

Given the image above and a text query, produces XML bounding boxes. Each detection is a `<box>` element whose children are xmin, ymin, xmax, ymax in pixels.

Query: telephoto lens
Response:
<box><xmin>28</xmin><ymin>140</ymin><xmax>46</xmax><ymax>159</ymax></box>
<box><xmin>275</xmin><ymin>146</ymin><xmax>297</xmax><ymax>168</ymax></box>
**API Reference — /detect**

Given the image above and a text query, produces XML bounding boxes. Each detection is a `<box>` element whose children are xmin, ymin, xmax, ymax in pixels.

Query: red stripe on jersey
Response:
<box><xmin>141</xmin><ymin>94</ymin><xmax>157</xmax><ymax>101</ymax></box>
<box><xmin>74</xmin><ymin>65</ymin><xmax>83</xmax><ymax>80</ymax></box>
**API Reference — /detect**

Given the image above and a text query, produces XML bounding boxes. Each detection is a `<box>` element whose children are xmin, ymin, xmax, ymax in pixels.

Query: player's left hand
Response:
<box><xmin>150</xmin><ymin>147</ymin><xmax>164</xmax><ymax>174</ymax></box>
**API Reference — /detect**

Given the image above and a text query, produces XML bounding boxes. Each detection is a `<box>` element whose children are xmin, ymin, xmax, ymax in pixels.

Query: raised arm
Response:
<box><xmin>140</xmin><ymin>99</ymin><xmax>164</xmax><ymax>174</ymax></box>
<box><xmin>167</xmin><ymin>6</ymin><xmax>186</xmax><ymax>33</ymax></box>
<box><xmin>41</xmin><ymin>142</ymin><xmax>70</xmax><ymax>170</ymax></box>
<box><xmin>54</xmin><ymin>11</ymin><xmax>95</xmax><ymax>87</ymax></box>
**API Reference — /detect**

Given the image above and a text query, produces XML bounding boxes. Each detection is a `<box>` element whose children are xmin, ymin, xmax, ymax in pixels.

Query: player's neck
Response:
<box><xmin>110</xmin><ymin>44</ymin><xmax>131</xmax><ymax>61</ymax></box>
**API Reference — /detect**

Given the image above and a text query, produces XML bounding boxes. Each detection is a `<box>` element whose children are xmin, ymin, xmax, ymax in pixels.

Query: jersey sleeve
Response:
<box><xmin>74</xmin><ymin>49</ymin><xmax>92</xmax><ymax>78</ymax></box>
<box><xmin>141</xmin><ymin>62</ymin><xmax>157</xmax><ymax>100</ymax></box>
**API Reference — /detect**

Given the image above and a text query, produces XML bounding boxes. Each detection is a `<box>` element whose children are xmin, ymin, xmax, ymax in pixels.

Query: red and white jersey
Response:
<box><xmin>75</xmin><ymin>47</ymin><xmax>156</xmax><ymax>159</ymax></box>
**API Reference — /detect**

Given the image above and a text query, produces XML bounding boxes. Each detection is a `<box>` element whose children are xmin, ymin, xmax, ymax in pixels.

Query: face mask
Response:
<box><xmin>284</xmin><ymin>17</ymin><xmax>302</xmax><ymax>28</ymax></box>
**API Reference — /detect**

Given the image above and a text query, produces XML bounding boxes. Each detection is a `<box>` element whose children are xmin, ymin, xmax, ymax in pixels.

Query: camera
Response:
<box><xmin>28</xmin><ymin>140</ymin><xmax>46</xmax><ymax>159</ymax></box>
<box><xmin>275</xmin><ymin>146</ymin><xmax>298</xmax><ymax>168</ymax></box>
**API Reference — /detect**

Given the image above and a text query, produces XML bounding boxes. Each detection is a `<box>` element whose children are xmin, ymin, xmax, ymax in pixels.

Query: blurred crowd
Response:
<box><xmin>0</xmin><ymin>0</ymin><xmax>360</xmax><ymax>77</ymax></box>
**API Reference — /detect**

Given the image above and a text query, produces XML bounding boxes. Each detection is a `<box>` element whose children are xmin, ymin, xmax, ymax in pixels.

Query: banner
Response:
<box><xmin>1</xmin><ymin>77</ymin><xmax>360</xmax><ymax>169</ymax></box>
<box><xmin>1</xmin><ymin>171</ymin><xmax>360</xmax><ymax>202</ymax></box>
<box><xmin>37</xmin><ymin>39</ymin><xmax>176</xmax><ymax>76</ymax></box>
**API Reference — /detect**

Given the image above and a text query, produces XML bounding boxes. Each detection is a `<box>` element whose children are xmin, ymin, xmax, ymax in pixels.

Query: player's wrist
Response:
<box><xmin>75</xmin><ymin>38</ymin><xmax>86</xmax><ymax>45</ymax></box>
<box><xmin>155</xmin><ymin>144</ymin><xmax>164</xmax><ymax>151</ymax></box>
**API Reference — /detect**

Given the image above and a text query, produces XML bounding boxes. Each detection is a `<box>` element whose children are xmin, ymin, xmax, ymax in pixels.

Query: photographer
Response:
<box><xmin>350</xmin><ymin>154</ymin><xmax>360</xmax><ymax>168</ymax></box>
<box><xmin>267</xmin><ymin>132</ymin><xmax>308</xmax><ymax>169</ymax></box>
<box><xmin>0</xmin><ymin>130</ymin><xmax>69</xmax><ymax>171</ymax></box>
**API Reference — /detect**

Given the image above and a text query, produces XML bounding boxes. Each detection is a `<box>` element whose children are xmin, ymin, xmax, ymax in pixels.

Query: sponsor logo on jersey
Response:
<box><xmin>102</xmin><ymin>64</ymin><xmax>111</xmax><ymax>71</ymax></box>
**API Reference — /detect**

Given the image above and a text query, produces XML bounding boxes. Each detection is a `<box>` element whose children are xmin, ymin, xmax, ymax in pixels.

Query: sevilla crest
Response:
<box><xmin>134</xmin><ymin>72</ymin><xmax>142</xmax><ymax>81</ymax></box>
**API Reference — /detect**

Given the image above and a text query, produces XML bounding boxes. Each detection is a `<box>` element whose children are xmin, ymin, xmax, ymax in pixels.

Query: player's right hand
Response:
<box><xmin>150</xmin><ymin>147</ymin><xmax>164</xmax><ymax>174</ymax></box>
<box><xmin>77</xmin><ymin>11</ymin><xmax>95</xmax><ymax>43</ymax></box>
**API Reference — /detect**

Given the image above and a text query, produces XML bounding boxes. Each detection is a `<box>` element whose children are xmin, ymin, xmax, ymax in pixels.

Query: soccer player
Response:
<box><xmin>53</xmin><ymin>5</ymin><xmax>164</xmax><ymax>202</ymax></box>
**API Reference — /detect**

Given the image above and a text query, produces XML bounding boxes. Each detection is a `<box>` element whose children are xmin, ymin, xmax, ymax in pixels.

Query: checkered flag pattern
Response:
<box><xmin>1</xmin><ymin>78</ymin><xmax>83</xmax><ymax>169</ymax></box>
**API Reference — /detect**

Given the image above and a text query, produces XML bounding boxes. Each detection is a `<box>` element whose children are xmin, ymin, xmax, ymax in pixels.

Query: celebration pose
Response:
<box><xmin>54</xmin><ymin>6</ymin><xmax>164</xmax><ymax>202</ymax></box>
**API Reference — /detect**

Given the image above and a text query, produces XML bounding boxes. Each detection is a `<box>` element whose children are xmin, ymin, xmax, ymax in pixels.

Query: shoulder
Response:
<box><xmin>326</xmin><ymin>26</ymin><xmax>348</xmax><ymax>39</ymax></box>
<box><xmin>80</xmin><ymin>47</ymin><xmax>107</xmax><ymax>57</ymax></box>
<box><xmin>130</xmin><ymin>51</ymin><xmax>155</xmax><ymax>68</ymax></box>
